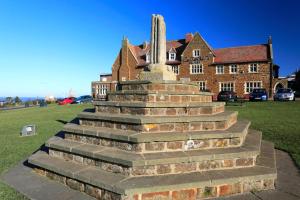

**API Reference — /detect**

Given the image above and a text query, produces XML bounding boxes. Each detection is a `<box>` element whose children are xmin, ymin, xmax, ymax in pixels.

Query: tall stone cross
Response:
<box><xmin>139</xmin><ymin>14</ymin><xmax>176</xmax><ymax>81</ymax></box>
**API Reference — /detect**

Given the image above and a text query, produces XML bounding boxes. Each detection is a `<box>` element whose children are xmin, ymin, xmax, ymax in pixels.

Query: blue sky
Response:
<box><xmin>0</xmin><ymin>0</ymin><xmax>299</xmax><ymax>97</ymax></box>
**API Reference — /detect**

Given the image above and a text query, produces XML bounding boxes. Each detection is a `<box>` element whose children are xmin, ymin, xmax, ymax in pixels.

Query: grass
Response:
<box><xmin>0</xmin><ymin>101</ymin><xmax>299</xmax><ymax>199</ymax></box>
<box><xmin>227</xmin><ymin>101</ymin><xmax>300</xmax><ymax>167</ymax></box>
<box><xmin>0</xmin><ymin>103</ymin><xmax>92</xmax><ymax>200</ymax></box>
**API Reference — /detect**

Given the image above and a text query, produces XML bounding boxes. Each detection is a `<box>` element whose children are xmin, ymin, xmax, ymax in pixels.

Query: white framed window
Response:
<box><xmin>190</xmin><ymin>64</ymin><xmax>203</xmax><ymax>74</ymax></box>
<box><xmin>244</xmin><ymin>81</ymin><xmax>262</xmax><ymax>93</ymax></box>
<box><xmin>193</xmin><ymin>49</ymin><xmax>200</xmax><ymax>57</ymax></box>
<box><xmin>171</xmin><ymin>65</ymin><xmax>179</xmax><ymax>75</ymax></box>
<box><xmin>146</xmin><ymin>53</ymin><xmax>150</xmax><ymax>63</ymax></box>
<box><xmin>99</xmin><ymin>84</ymin><xmax>107</xmax><ymax>95</ymax></box>
<box><xmin>216</xmin><ymin>65</ymin><xmax>224</xmax><ymax>74</ymax></box>
<box><xmin>121</xmin><ymin>77</ymin><xmax>126</xmax><ymax>81</ymax></box>
<box><xmin>249</xmin><ymin>63</ymin><xmax>258</xmax><ymax>73</ymax></box>
<box><xmin>197</xmin><ymin>81</ymin><xmax>206</xmax><ymax>91</ymax></box>
<box><xmin>219</xmin><ymin>82</ymin><xmax>235</xmax><ymax>92</ymax></box>
<box><xmin>169</xmin><ymin>52</ymin><xmax>176</xmax><ymax>61</ymax></box>
<box><xmin>229</xmin><ymin>64</ymin><xmax>238</xmax><ymax>74</ymax></box>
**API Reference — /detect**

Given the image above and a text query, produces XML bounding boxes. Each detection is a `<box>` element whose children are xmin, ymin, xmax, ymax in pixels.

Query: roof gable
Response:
<box><xmin>182</xmin><ymin>32</ymin><xmax>215</xmax><ymax>56</ymax></box>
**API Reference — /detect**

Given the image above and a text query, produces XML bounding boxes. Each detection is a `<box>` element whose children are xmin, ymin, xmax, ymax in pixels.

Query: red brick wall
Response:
<box><xmin>110</xmin><ymin>35</ymin><xmax>273</xmax><ymax>98</ymax></box>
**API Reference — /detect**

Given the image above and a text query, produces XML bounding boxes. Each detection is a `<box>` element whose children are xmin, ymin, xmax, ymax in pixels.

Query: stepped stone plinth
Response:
<box><xmin>28</xmin><ymin>14</ymin><xmax>276</xmax><ymax>200</ymax></box>
<box><xmin>28</xmin><ymin>80</ymin><xmax>277</xmax><ymax>200</ymax></box>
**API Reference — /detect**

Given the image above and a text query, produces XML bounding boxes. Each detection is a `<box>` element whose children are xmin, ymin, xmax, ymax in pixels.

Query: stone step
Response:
<box><xmin>119</xmin><ymin>80</ymin><xmax>202</xmax><ymax>93</ymax></box>
<box><xmin>28</xmin><ymin>140</ymin><xmax>276</xmax><ymax>199</ymax></box>
<box><xmin>107</xmin><ymin>92</ymin><xmax>212</xmax><ymax>103</ymax></box>
<box><xmin>94</xmin><ymin>101</ymin><xmax>225</xmax><ymax>108</ymax></box>
<box><xmin>45</xmin><ymin>130</ymin><xmax>261</xmax><ymax>176</ymax></box>
<box><xmin>63</xmin><ymin>120</ymin><xmax>251</xmax><ymax>153</ymax></box>
<box><xmin>78</xmin><ymin>111</ymin><xmax>238</xmax><ymax>133</ymax></box>
<box><xmin>94</xmin><ymin>101</ymin><xmax>225</xmax><ymax>116</ymax></box>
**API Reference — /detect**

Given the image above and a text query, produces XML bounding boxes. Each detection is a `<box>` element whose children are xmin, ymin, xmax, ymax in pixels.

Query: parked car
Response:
<box><xmin>217</xmin><ymin>91</ymin><xmax>237</xmax><ymax>102</ymax></box>
<box><xmin>71</xmin><ymin>95</ymin><xmax>93</xmax><ymax>104</ymax></box>
<box><xmin>58</xmin><ymin>97</ymin><xmax>75</xmax><ymax>105</ymax></box>
<box><xmin>273</xmin><ymin>88</ymin><xmax>295</xmax><ymax>101</ymax></box>
<box><xmin>249</xmin><ymin>89</ymin><xmax>268</xmax><ymax>101</ymax></box>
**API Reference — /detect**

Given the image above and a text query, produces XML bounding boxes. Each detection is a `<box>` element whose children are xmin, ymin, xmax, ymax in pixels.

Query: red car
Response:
<box><xmin>58</xmin><ymin>97</ymin><xmax>75</xmax><ymax>105</ymax></box>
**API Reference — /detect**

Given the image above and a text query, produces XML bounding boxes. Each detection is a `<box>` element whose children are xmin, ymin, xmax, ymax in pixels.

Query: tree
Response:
<box><xmin>14</xmin><ymin>96</ymin><xmax>22</xmax><ymax>104</ymax></box>
<box><xmin>294</xmin><ymin>69</ymin><xmax>300</xmax><ymax>93</ymax></box>
<box><xmin>5</xmin><ymin>97</ymin><xmax>13</xmax><ymax>104</ymax></box>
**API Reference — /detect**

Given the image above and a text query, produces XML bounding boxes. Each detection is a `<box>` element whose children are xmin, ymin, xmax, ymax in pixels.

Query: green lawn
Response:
<box><xmin>0</xmin><ymin>102</ymin><xmax>300</xmax><ymax>199</ymax></box>
<box><xmin>0</xmin><ymin>104</ymin><xmax>92</xmax><ymax>200</ymax></box>
<box><xmin>227</xmin><ymin>101</ymin><xmax>300</xmax><ymax>168</ymax></box>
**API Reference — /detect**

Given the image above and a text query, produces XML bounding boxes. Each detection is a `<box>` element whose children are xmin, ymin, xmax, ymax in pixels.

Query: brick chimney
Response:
<box><xmin>185</xmin><ymin>33</ymin><xmax>193</xmax><ymax>43</ymax></box>
<box><xmin>121</xmin><ymin>36</ymin><xmax>129</xmax><ymax>65</ymax></box>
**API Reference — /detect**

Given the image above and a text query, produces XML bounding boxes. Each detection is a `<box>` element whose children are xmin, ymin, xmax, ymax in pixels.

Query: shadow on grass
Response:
<box><xmin>56</xmin><ymin>118</ymin><xmax>79</xmax><ymax>125</ymax></box>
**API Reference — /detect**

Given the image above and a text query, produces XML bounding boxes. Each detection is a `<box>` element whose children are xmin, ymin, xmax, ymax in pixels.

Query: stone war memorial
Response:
<box><xmin>28</xmin><ymin>14</ymin><xmax>277</xmax><ymax>200</ymax></box>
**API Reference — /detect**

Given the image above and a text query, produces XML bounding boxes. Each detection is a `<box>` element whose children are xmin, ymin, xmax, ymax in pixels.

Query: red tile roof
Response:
<box><xmin>128</xmin><ymin>37</ymin><xmax>269</xmax><ymax>66</ymax></box>
<box><xmin>213</xmin><ymin>45</ymin><xmax>269</xmax><ymax>64</ymax></box>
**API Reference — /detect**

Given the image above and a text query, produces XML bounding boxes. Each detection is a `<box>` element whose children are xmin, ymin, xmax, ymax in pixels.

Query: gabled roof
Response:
<box><xmin>213</xmin><ymin>45</ymin><xmax>270</xmax><ymax>64</ymax></box>
<box><xmin>130</xmin><ymin>39</ymin><xmax>187</xmax><ymax>66</ymax></box>
<box><xmin>124</xmin><ymin>33</ymin><xmax>270</xmax><ymax>66</ymax></box>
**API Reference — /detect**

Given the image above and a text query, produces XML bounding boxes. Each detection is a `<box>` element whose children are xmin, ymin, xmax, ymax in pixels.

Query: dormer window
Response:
<box><xmin>146</xmin><ymin>53</ymin><xmax>150</xmax><ymax>63</ymax></box>
<box><xmin>169</xmin><ymin>52</ymin><xmax>176</xmax><ymax>61</ymax></box>
<box><xmin>193</xmin><ymin>49</ymin><xmax>200</xmax><ymax>57</ymax></box>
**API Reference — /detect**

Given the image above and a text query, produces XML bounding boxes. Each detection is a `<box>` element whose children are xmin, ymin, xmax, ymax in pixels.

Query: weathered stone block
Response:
<box><xmin>202</xmin><ymin>122</ymin><xmax>215</xmax><ymax>130</ymax></box>
<box><xmin>63</xmin><ymin>152</ymin><xmax>73</xmax><ymax>161</ymax></box>
<box><xmin>236</xmin><ymin>158</ymin><xmax>254</xmax><ymax>167</ymax></box>
<box><xmin>156</xmin><ymin>164</ymin><xmax>172</xmax><ymax>174</ymax></box>
<box><xmin>141</xmin><ymin>191</ymin><xmax>170</xmax><ymax>200</ymax></box>
<box><xmin>132</xmin><ymin>166</ymin><xmax>156</xmax><ymax>176</ymax></box>
<box><xmin>198</xmin><ymin>160</ymin><xmax>210</xmax><ymax>171</ymax></box>
<box><xmin>222</xmin><ymin>159</ymin><xmax>234</xmax><ymax>168</ymax></box>
<box><xmin>172</xmin><ymin>189</ymin><xmax>196</xmax><ymax>200</ymax></box>
<box><xmin>166</xmin><ymin>108</ymin><xmax>176</xmax><ymax>115</ymax></box>
<box><xmin>218</xmin><ymin>183</ymin><xmax>241</xmax><ymax>196</ymax></box>
<box><xmin>66</xmin><ymin>178</ymin><xmax>85</xmax><ymax>192</ymax></box>
<box><xmin>143</xmin><ymin>124</ymin><xmax>159</xmax><ymax>132</ymax></box>
<box><xmin>215</xmin><ymin>121</ymin><xmax>226</xmax><ymax>129</ymax></box>
<box><xmin>174</xmin><ymin>163</ymin><xmax>197</xmax><ymax>173</ymax></box>
<box><xmin>200</xmin><ymin>107</ymin><xmax>212</xmax><ymax>114</ymax></box>
<box><xmin>159</xmin><ymin>123</ymin><xmax>175</xmax><ymax>132</ymax></box>
<box><xmin>85</xmin><ymin>184</ymin><xmax>102</xmax><ymax>199</ymax></box>
<box><xmin>190</xmin><ymin>122</ymin><xmax>201</xmax><ymax>131</ymax></box>
<box><xmin>243</xmin><ymin>180</ymin><xmax>263</xmax><ymax>192</ymax></box>
<box><xmin>166</xmin><ymin>141</ymin><xmax>183</xmax><ymax>150</ymax></box>
<box><xmin>212</xmin><ymin>139</ymin><xmax>228</xmax><ymax>148</ymax></box>
<box><xmin>263</xmin><ymin>179</ymin><xmax>275</xmax><ymax>190</ymax></box>
<box><xmin>193</xmin><ymin>139</ymin><xmax>210</xmax><ymax>149</ymax></box>
<box><xmin>145</xmin><ymin>142</ymin><xmax>165</xmax><ymax>151</ymax></box>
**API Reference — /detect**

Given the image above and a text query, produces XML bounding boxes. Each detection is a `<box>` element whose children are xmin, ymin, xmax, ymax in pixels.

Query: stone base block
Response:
<box><xmin>139</xmin><ymin>64</ymin><xmax>177</xmax><ymax>81</ymax></box>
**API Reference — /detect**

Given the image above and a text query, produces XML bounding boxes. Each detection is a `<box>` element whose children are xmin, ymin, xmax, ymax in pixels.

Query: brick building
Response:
<box><xmin>92</xmin><ymin>33</ymin><xmax>287</xmax><ymax>99</ymax></box>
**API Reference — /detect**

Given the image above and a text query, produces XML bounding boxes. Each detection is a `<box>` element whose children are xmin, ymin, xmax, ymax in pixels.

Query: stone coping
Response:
<box><xmin>118</xmin><ymin>80</ymin><xmax>199</xmax><ymax>86</ymax></box>
<box><xmin>77</xmin><ymin>111</ymin><xmax>238</xmax><ymax>124</ymax></box>
<box><xmin>28</xmin><ymin>140</ymin><xmax>276</xmax><ymax>195</ymax></box>
<box><xmin>93</xmin><ymin>101</ymin><xmax>225</xmax><ymax>108</ymax></box>
<box><xmin>107</xmin><ymin>90</ymin><xmax>213</xmax><ymax>96</ymax></box>
<box><xmin>63</xmin><ymin>120</ymin><xmax>251</xmax><ymax>143</ymax></box>
<box><xmin>45</xmin><ymin>130</ymin><xmax>261</xmax><ymax>167</ymax></box>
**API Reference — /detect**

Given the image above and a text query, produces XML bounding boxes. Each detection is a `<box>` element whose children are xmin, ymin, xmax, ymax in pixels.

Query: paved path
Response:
<box><xmin>1</xmin><ymin>150</ymin><xmax>300</xmax><ymax>200</ymax></box>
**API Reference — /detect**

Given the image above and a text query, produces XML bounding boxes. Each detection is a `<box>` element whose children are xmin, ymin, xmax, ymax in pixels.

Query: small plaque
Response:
<box><xmin>21</xmin><ymin>125</ymin><xmax>36</xmax><ymax>137</ymax></box>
